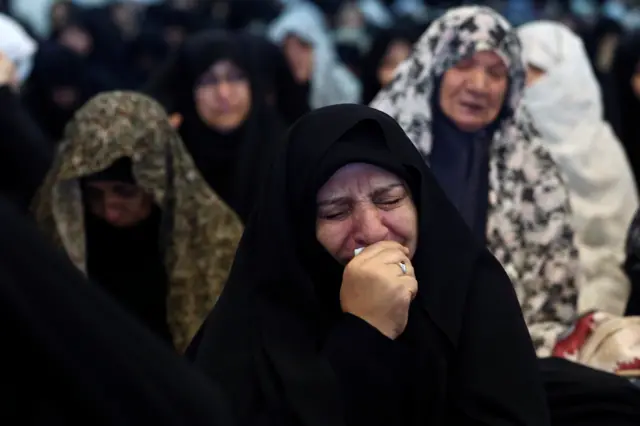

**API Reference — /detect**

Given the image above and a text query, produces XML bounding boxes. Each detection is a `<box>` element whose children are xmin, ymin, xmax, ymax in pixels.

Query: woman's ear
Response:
<box><xmin>169</xmin><ymin>113</ymin><xmax>183</xmax><ymax>129</ymax></box>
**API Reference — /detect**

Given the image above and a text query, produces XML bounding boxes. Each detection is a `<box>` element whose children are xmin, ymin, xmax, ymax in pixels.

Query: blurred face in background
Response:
<box><xmin>58</xmin><ymin>25</ymin><xmax>93</xmax><ymax>56</ymax></box>
<box><xmin>377</xmin><ymin>39</ymin><xmax>411</xmax><ymax>87</ymax></box>
<box><xmin>50</xmin><ymin>2</ymin><xmax>71</xmax><ymax>33</ymax></box>
<box><xmin>525</xmin><ymin>64</ymin><xmax>546</xmax><ymax>87</ymax></box>
<box><xmin>194</xmin><ymin>59</ymin><xmax>252</xmax><ymax>132</ymax></box>
<box><xmin>283</xmin><ymin>34</ymin><xmax>314</xmax><ymax>83</ymax></box>
<box><xmin>84</xmin><ymin>180</ymin><xmax>154</xmax><ymax>228</ymax></box>
<box><xmin>111</xmin><ymin>3</ymin><xmax>140</xmax><ymax>40</ymax></box>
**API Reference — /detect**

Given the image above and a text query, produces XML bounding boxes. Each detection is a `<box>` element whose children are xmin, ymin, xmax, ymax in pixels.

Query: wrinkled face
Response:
<box><xmin>283</xmin><ymin>34</ymin><xmax>314</xmax><ymax>84</ymax></box>
<box><xmin>316</xmin><ymin>163</ymin><xmax>418</xmax><ymax>265</ymax></box>
<box><xmin>84</xmin><ymin>181</ymin><xmax>154</xmax><ymax>228</ymax></box>
<box><xmin>194</xmin><ymin>59</ymin><xmax>252</xmax><ymax>132</ymax></box>
<box><xmin>525</xmin><ymin>64</ymin><xmax>546</xmax><ymax>87</ymax></box>
<box><xmin>377</xmin><ymin>39</ymin><xmax>411</xmax><ymax>88</ymax></box>
<box><xmin>439</xmin><ymin>50</ymin><xmax>509</xmax><ymax>132</ymax></box>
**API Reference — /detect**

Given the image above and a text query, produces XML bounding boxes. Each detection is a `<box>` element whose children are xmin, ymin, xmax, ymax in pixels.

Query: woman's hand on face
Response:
<box><xmin>341</xmin><ymin>241</ymin><xmax>417</xmax><ymax>340</ymax></box>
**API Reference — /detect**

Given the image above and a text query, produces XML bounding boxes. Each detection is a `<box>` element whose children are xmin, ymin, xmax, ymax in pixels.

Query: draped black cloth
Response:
<box><xmin>0</xmin><ymin>196</ymin><xmax>234</xmax><ymax>425</ymax></box>
<box><xmin>189</xmin><ymin>104</ymin><xmax>549</xmax><ymax>426</ymax></box>
<box><xmin>540</xmin><ymin>358</ymin><xmax>640</xmax><ymax>426</ymax></box>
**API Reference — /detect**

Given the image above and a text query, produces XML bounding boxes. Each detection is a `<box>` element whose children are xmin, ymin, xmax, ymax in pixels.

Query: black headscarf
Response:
<box><xmin>145</xmin><ymin>31</ymin><xmax>286</xmax><ymax>222</ymax></box>
<box><xmin>189</xmin><ymin>104</ymin><xmax>549</xmax><ymax>426</ymax></box>
<box><xmin>22</xmin><ymin>41</ymin><xmax>115</xmax><ymax>142</ymax></box>
<box><xmin>236</xmin><ymin>32</ymin><xmax>310</xmax><ymax>125</ymax></box>
<box><xmin>612</xmin><ymin>31</ymin><xmax>640</xmax><ymax>184</ymax></box>
<box><xmin>0</xmin><ymin>196</ymin><xmax>234</xmax><ymax>426</ymax></box>
<box><xmin>360</xmin><ymin>22</ymin><xmax>423</xmax><ymax>104</ymax></box>
<box><xmin>576</xmin><ymin>16</ymin><xmax>624</xmax><ymax>137</ymax></box>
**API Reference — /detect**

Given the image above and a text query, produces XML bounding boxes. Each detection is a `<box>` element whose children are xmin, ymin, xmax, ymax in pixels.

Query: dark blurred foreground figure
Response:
<box><xmin>190</xmin><ymin>104</ymin><xmax>552</xmax><ymax>426</ymax></box>
<box><xmin>0</xmin><ymin>52</ymin><xmax>52</xmax><ymax>213</ymax></box>
<box><xmin>0</xmin><ymin>196</ymin><xmax>236</xmax><ymax>426</ymax></box>
<box><xmin>146</xmin><ymin>31</ymin><xmax>286</xmax><ymax>222</ymax></box>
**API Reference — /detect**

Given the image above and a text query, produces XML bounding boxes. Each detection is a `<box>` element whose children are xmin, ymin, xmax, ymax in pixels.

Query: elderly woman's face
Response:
<box><xmin>439</xmin><ymin>50</ymin><xmax>508</xmax><ymax>132</ymax></box>
<box><xmin>316</xmin><ymin>163</ymin><xmax>418</xmax><ymax>265</ymax></box>
<box><xmin>194</xmin><ymin>60</ymin><xmax>252</xmax><ymax>132</ymax></box>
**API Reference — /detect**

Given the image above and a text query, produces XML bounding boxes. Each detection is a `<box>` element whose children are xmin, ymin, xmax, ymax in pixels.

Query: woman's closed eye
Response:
<box><xmin>372</xmin><ymin>186</ymin><xmax>408</xmax><ymax>208</ymax></box>
<box><xmin>375</xmin><ymin>196</ymin><xmax>403</xmax><ymax>206</ymax></box>
<box><xmin>318</xmin><ymin>204</ymin><xmax>351</xmax><ymax>220</ymax></box>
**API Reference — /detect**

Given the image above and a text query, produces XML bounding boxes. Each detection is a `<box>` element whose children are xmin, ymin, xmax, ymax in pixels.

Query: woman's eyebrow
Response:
<box><xmin>317</xmin><ymin>196</ymin><xmax>350</xmax><ymax>207</ymax></box>
<box><xmin>371</xmin><ymin>183</ymin><xmax>404</xmax><ymax>197</ymax></box>
<box><xmin>318</xmin><ymin>183</ymin><xmax>404</xmax><ymax>206</ymax></box>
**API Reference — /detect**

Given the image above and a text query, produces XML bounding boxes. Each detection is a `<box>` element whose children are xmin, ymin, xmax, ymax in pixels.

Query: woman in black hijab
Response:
<box><xmin>146</xmin><ymin>31</ymin><xmax>286</xmax><ymax>222</ymax></box>
<box><xmin>22</xmin><ymin>42</ymin><xmax>113</xmax><ymax>142</ymax></box>
<box><xmin>360</xmin><ymin>22</ymin><xmax>423</xmax><ymax>104</ymax></box>
<box><xmin>189</xmin><ymin>104</ymin><xmax>550</xmax><ymax>426</ymax></box>
<box><xmin>612</xmin><ymin>31</ymin><xmax>640</xmax><ymax>184</ymax></box>
<box><xmin>0</xmin><ymin>195</ymin><xmax>234</xmax><ymax>425</ymax></box>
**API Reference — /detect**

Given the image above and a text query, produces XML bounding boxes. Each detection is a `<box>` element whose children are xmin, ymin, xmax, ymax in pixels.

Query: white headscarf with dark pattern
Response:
<box><xmin>370</xmin><ymin>6</ymin><xmax>529</xmax><ymax>159</ymax></box>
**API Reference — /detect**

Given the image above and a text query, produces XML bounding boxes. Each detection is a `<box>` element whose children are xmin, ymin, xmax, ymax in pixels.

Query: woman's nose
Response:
<box><xmin>215</xmin><ymin>82</ymin><xmax>233</xmax><ymax>100</ymax></box>
<box><xmin>353</xmin><ymin>205</ymin><xmax>388</xmax><ymax>245</ymax></box>
<box><xmin>468</xmin><ymin>68</ymin><xmax>489</xmax><ymax>92</ymax></box>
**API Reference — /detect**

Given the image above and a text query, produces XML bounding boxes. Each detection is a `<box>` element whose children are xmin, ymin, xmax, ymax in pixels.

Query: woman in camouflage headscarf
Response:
<box><xmin>33</xmin><ymin>90</ymin><xmax>243</xmax><ymax>352</ymax></box>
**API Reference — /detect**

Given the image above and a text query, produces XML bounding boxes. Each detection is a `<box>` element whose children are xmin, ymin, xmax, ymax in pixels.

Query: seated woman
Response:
<box><xmin>370</xmin><ymin>5</ymin><xmax>578</xmax><ymax>357</ymax></box>
<box><xmin>518</xmin><ymin>21</ymin><xmax>638</xmax><ymax>316</ymax></box>
<box><xmin>32</xmin><ymin>91</ymin><xmax>243</xmax><ymax>352</ymax></box>
<box><xmin>268</xmin><ymin>2</ymin><xmax>361</xmax><ymax>109</ymax></box>
<box><xmin>190</xmin><ymin>104</ymin><xmax>551</xmax><ymax>426</ymax></box>
<box><xmin>146</xmin><ymin>31</ymin><xmax>286</xmax><ymax>223</ymax></box>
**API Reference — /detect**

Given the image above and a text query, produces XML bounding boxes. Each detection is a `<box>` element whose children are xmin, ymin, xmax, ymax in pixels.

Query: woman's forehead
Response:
<box><xmin>317</xmin><ymin>163</ymin><xmax>401</xmax><ymax>198</ymax></box>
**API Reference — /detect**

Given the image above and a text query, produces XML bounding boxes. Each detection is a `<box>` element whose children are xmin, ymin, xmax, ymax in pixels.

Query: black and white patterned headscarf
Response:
<box><xmin>370</xmin><ymin>6</ymin><xmax>527</xmax><ymax>158</ymax></box>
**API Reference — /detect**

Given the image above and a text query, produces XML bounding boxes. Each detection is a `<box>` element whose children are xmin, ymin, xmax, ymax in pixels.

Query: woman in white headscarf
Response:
<box><xmin>268</xmin><ymin>2</ymin><xmax>361</xmax><ymax>109</ymax></box>
<box><xmin>0</xmin><ymin>13</ymin><xmax>36</xmax><ymax>84</ymax></box>
<box><xmin>518</xmin><ymin>20</ymin><xmax>638</xmax><ymax>316</ymax></box>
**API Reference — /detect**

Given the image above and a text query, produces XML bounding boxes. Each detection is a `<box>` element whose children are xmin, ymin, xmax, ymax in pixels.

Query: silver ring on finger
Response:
<box><xmin>399</xmin><ymin>261</ymin><xmax>407</xmax><ymax>275</ymax></box>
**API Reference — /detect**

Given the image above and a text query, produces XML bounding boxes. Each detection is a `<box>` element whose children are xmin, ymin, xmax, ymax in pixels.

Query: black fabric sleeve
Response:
<box><xmin>323</xmin><ymin>313</ymin><xmax>413</xmax><ymax>426</ymax></box>
<box><xmin>448</xmin><ymin>252</ymin><xmax>552</xmax><ymax>426</ymax></box>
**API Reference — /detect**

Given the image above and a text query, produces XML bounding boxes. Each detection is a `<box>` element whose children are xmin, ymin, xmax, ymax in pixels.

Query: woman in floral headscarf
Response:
<box><xmin>32</xmin><ymin>91</ymin><xmax>243</xmax><ymax>352</ymax></box>
<box><xmin>371</xmin><ymin>5</ymin><xmax>579</xmax><ymax>358</ymax></box>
